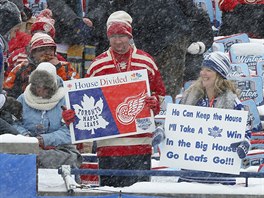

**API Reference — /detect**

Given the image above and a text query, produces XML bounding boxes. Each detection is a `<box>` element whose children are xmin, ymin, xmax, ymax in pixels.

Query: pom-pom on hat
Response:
<box><xmin>30</xmin><ymin>32</ymin><xmax>56</xmax><ymax>53</ymax></box>
<box><xmin>106</xmin><ymin>11</ymin><xmax>133</xmax><ymax>38</ymax></box>
<box><xmin>30</xmin><ymin>9</ymin><xmax>55</xmax><ymax>38</ymax></box>
<box><xmin>202</xmin><ymin>51</ymin><xmax>231</xmax><ymax>79</ymax></box>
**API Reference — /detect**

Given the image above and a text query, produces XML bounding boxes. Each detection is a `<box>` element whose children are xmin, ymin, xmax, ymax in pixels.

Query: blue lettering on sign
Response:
<box><xmin>195</xmin><ymin>141</ymin><xmax>208</xmax><ymax>151</ymax></box>
<box><xmin>167</xmin><ymin>151</ymin><xmax>179</xmax><ymax>159</ymax></box>
<box><xmin>196</xmin><ymin>111</ymin><xmax>210</xmax><ymax>121</ymax></box>
<box><xmin>183</xmin><ymin>110</ymin><xmax>193</xmax><ymax>117</ymax></box>
<box><xmin>184</xmin><ymin>153</ymin><xmax>208</xmax><ymax>162</ymax></box>
<box><xmin>213</xmin><ymin>156</ymin><xmax>234</xmax><ymax>165</ymax></box>
<box><xmin>169</xmin><ymin>124</ymin><xmax>177</xmax><ymax>131</ymax></box>
<box><xmin>100</xmin><ymin>76</ymin><xmax>128</xmax><ymax>86</ymax></box>
<box><xmin>178</xmin><ymin>139</ymin><xmax>191</xmax><ymax>147</ymax></box>
<box><xmin>171</xmin><ymin>109</ymin><xmax>180</xmax><ymax>116</ymax></box>
<box><xmin>226</xmin><ymin>131</ymin><xmax>242</xmax><ymax>139</ymax></box>
<box><xmin>180</xmin><ymin>125</ymin><xmax>195</xmax><ymax>133</ymax></box>
<box><xmin>211</xmin><ymin>143</ymin><xmax>236</xmax><ymax>152</ymax></box>
<box><xmin>75</xmin><ymin>81</ymin><xmax>99</xmax><ymax>89</ymax></box>
<box><xmin>225</xmin><ymin>114</ymin><xmax>242</xmax><ymax>122</ymax></box>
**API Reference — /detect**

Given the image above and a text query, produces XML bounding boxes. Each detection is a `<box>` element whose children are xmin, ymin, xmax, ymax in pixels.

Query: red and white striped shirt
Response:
<box><xmin>86</xmin><ymin>46</ymin><xmax>166</xmax><ymax>157</ymax></box>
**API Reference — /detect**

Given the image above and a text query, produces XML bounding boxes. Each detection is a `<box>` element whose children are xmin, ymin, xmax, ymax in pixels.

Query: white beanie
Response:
<box><xmin>35</xmin><ymin>62</ymin><xmax>57</xmax><ymax>84</ymax></box>
<box><xmin>106</xmin><ymin>10</ymin><xmax>132</xmax><ymax>27</ymax></box>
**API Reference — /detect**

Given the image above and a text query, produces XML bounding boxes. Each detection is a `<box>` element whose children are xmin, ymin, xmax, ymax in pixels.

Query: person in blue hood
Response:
<box><xmin>13</xmin><ymin>62</ymin><xmax>82</xmax><ymax>168</ymax></box>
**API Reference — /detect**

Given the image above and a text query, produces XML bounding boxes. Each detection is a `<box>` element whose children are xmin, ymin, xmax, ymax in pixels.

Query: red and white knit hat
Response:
<box><xmin>30</xmin><ymin>9</ymin><xmax>56</xmax><ymax>38</ymax></box>
<box><xmin>30</xmin><ymin>32</ymin><xmax>56</xmax><ymax>53</ymax></box>
<box><xmin>106</xmin><ymin>11</ymin><xmax>133</xmax><ymax>38</ymax></box>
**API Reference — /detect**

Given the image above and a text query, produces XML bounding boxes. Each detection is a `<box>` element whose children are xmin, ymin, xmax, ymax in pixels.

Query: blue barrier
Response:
<box><xmin>2</xmin><ymin>153</ymin><xmax>263</xmax><ymax>197</ymax></box>
<box><xmin>0</xmin><ymin>153</ymin><xmax>37</xmax><ymax>198</ymax></box>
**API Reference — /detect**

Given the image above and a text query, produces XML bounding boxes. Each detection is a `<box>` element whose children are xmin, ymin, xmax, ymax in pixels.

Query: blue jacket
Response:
<box><xmin>13</xmin><ymin>95</ymin><xmax>71</xmax><ymax>147</ymax></box>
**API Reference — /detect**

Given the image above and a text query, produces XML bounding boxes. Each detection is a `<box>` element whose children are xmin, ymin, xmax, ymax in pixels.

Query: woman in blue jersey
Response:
<box><xmin>179</xmin><ymin>51</ymin><xmax>251</xmax><ymax>184</ymax></box>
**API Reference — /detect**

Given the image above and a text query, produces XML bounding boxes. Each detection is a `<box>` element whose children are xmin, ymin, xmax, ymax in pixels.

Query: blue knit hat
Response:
<box><xmin>202</xmin><ymin>51</ymin><xmax>231</xmax><ymax>79</ymax></box>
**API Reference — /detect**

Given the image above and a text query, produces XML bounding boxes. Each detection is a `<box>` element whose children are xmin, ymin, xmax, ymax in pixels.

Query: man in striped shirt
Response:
<box><xmin>86</xmin><ymin>10</ymin><xmax>165</xmax><ymax>187</ymax></box>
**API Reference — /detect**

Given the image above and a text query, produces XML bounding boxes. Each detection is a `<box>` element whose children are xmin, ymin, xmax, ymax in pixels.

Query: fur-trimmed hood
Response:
<box><xmin>24</xmin><ymin>62</ymin><xmax>66</xmax><ymax>111</ymax></box>
<box><xmin>181</xmin><ymin>87</ymin><xmax>238</xmax><ymax>109</ymax></box>
<box><xmin>29</xmin><ymin>69</ymin><xmax>57</xmax><ymax>93</ymax></box>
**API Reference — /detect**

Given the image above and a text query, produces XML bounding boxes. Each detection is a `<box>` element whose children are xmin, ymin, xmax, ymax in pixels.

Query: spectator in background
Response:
<box><xmin>218</xmin><ymin>0</ymin><xmax>264</xmax><ymax>38</ymax></box>
<box><xmin>179</xmin><ymin>51</ymin><xmax>251</xmax><ymax>184</ymax></box>
<box><xmin>12</xmin><ymin>62</ymin><xmax>82</xmax><ymax>168</ymax></box>
<box><xmin>0</xmin><ymin>0</ymin><xmax>22</xmax><ymax>38</ymax></box>
<box><xmin>6</xmin><ymin>8</ymin><xmax>66</xmax><ymax>79</ymax></box>
<box><xmin>4</xmin><ymin>32</ymin><xmax>80</xmax><ymax>98</ymax></box>
<box><xmin>0</xmin><ymin>0</ymin><xmax>23</xmax><ymax>135</ymax></box>
<box><xmin>47</xmin><ymin>0</ymin><xmax>94</xmax><ymax>46</ymax></box>
<box><xmin>62</xmin><ymin>11</ymin><xmax>166</xmax><ymax>187</ymax></box>
<box><xmin>86</xmin><ymin>0</ymin><xmax>213</xmax><ymax>98</ymax></box>
<box><xmin>0</xmin><ymin>35</ymin><xmax>22</xmax><ymax>135</ymax></box>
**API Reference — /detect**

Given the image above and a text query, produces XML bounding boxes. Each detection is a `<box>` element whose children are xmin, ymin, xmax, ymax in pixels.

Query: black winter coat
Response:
<box><xmin>47</xmin><ymin>0</ymin><xmax>94</xmax><ymax>45</ymax></box>
<box><xmin>218</xmin><ymin>4</ymin><xmax>264</xmax><ymax>38</ymax></box>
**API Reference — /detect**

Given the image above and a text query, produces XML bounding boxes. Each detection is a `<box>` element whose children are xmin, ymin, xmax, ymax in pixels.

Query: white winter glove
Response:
<box><xmin>187</xmin><ymin>42</ymin><xmax>206</xmax><ymax>54</ymax></box>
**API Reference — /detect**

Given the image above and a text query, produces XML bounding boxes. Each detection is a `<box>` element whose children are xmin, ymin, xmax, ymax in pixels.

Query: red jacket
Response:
<box><xmin>219</xmin><ymin>0</ymin><xmax>264</xmax><ymax>12</ymax></box>
<box><xmin>86</xmin><ymin>46</ymin><xmax>166</xmax><ymax>157</ymax></box>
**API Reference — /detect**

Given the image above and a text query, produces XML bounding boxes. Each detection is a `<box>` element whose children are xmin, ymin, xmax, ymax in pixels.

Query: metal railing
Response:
<box><xmin>58</xmin><ymin>165</ymin><xmax>264</xmax><ymax>190</ymax></box>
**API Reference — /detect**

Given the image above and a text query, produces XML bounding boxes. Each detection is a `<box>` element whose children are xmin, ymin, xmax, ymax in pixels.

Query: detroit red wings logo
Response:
<box><xmin>116</xmin><ymin>92</ymin><xmax>146</xmax><ymax>125</ymax></box>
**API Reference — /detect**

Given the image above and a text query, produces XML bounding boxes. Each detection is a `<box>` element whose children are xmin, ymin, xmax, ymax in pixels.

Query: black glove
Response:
<box><xmin>230</xmin><ymin>140</ymin><xmax>251</xmax><ymax>159</ymax></box>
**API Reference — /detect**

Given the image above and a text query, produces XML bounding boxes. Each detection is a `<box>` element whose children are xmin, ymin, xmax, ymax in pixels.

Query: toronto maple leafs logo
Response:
<box><xmin>116</xmin><ymin>92</ymin><xmax>146</xmax><ymax>125</ymax></box>
<box><xmin>208</xmin><ymin>126</ymin><xmax>223</xmax><ymax>138</ymax></box>
<box><xmin>73</xmin><ymin>94</ymin><xmax>109</xmax><ymax>134</ymax></box>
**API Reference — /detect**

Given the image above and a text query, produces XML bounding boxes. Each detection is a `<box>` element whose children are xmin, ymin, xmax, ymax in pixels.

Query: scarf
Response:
<box><xmin>24</xmin><ymin>84</ymin><xmax>66</xmax><ymax>110</ymax></box>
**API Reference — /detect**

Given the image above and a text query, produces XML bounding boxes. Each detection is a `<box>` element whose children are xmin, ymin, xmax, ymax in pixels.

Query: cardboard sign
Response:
<box><xmin>63</xmin><ymin>70</ymin><xmax>155</xmax><ymax>143</ymax></box>
<box><xmin>160</xmin><ymin>104</ymin><xmax>248</xmax><ymax>174</ymax></box>
<box><xmin>214</xmin><ymin>33</ymin><xmax>249</xmax><ymax>52</ymax></box>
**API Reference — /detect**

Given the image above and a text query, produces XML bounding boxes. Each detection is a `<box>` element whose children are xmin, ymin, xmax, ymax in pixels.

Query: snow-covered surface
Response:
<box><xmin>38</xmin><ymin>160</ymin><xmax>264</xmax><ymax>196</ymax></box>
<box><xmin>0</xmin><ymin>134</ymin><xmax>38</xmax><ymax>143</ymax></box>
<box><xmin>249</xmin><ymin>38</ymin><xmax>264</xmax><ymax>45</ymax></box>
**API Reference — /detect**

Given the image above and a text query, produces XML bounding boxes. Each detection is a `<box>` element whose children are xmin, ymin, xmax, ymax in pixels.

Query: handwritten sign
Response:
<box><xmin>160</xmin><ymin>104</ymin><xmax>248</xmax><ymax>174</ymax></box>
<box><xmin>63</xmin><ymin>69</ymin><xmax>155</xmax><ymax>143</ymax></box>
